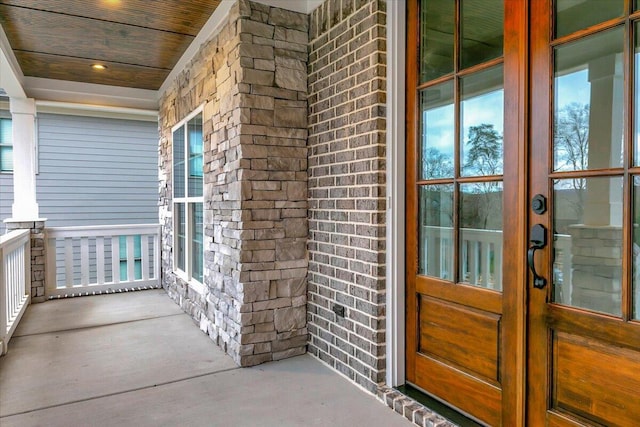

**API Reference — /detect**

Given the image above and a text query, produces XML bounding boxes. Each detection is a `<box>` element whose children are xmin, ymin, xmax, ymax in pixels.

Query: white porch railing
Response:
<box><xmin>45</xmin><ymin>224</ymin><xmax>161</xmax><ymax>298</ymax></box>
<box><xmin>460</xmin><ymin>228</ymin><xmax>503</xmax><ymax>289</ymax></box>
<box><xmin>422</xmin><ymin>226</ymin><xmax>502</xmax><ymax>289</ymax></box>
<box><xmin>0</xmin><ymin>229</ymin><xmax>31</xmax><ymax>355</ymax></box>
<box><xmin>554</xmin><ymin>233</ymin><xmax>573</xmax><ymax>304</ymax></box>
<box><xmin>422</xmin><ymin>226</ymin><xmax>574</xmax><ymax>293</ymax></box>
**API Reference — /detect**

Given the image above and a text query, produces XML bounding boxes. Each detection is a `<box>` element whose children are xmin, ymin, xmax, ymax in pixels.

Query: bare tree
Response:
<box><xmin>422</xmin><ymin>147</ymin><xmax>454</xmax><ymax>179</ymax></box>
<box><xmin>554</xmin><ymin>102</ymin><xmax>589</xmax><ymax>221</ymax></box>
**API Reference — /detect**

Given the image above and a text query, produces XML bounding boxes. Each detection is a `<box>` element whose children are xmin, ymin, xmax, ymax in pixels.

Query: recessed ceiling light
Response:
<box><xmin>92</xmin><ymin>64</ymin><xmax>107</xmax><ymax>70</ymax></box>
<box><xmin>103</xmin><ymin>0</ymin><xmax>122</xmax><ymax>7</ymax></box>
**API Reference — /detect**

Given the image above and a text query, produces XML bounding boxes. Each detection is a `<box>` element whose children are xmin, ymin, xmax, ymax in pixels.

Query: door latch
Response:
<box><xmin>528</xmin><ymin>224</ymin><xmax>547</xmax><ymax>289</ymax></box>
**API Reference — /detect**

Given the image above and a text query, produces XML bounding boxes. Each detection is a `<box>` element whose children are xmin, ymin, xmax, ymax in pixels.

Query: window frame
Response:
<box><xmin>172</xmin><ymin>106</ymin><xmax>204</xmax><ymax>286</ymax></box>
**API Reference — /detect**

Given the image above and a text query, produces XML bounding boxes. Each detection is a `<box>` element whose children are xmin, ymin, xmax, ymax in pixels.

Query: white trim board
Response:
<box><xmin>385</xmin><ymin>0</ymin><xmax>406</xmax><ymax>388</ymax></box>
<box><xmin>35</xmin><ymin>100</ymin><xmax>158</xmax><ymax>122</ymax></box>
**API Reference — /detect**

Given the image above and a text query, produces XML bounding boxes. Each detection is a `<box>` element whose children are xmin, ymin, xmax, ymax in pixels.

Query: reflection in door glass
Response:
<box><xmin>555</xmin><ymin>0</ymin><xmax>623</xmax><ymax>39</ymax></box>
<box><xmin>459</xmin><ymin>182</ymin><xmax>503</xmax><ymax>290</ymax></box>
<box><xmin>420</xmin><ymin>82</ymin><xmax>455</xmax><ymax>180</ymax></box>
<box><xmin>419</xmin><ymin>185</ymin><xmax>454</xmax><ymax>280</ymax></box>
<box><xmin>460</xmin><ymin>65</ymin><xmax>504</xmax><ymax>177</ymax></box>
<box><xmin>460</xmin><ymin>0</ymin><xmax>503</xmax><ymax>69</ymax></box>
<box><xmin>633</xmin><ymin>177</ymin><xmax>640</xmax><ymax>319</ymax></box>
<box><xmin>420</xmin><ymin>0</ymin><xmax>454</xmax><ymax>82</ymax></box>
<box><xmin>635</xmin><ymin>22</ymin><xmax>640</xmax><ymax>166</ymax></box>
<box><xmin>554</xmin><ymin>28</ymin><xmax>624</xmax><ymax>172</ymax></box>
<box><xmin>553</xmin><ymin>177</ymin><xmax>622</xmax><ymax>317</ymax></box>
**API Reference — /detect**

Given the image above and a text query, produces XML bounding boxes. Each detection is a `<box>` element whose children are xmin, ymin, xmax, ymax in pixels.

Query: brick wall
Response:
<box><xmin>159</xmin><ymin>0</ymin><xmax>309</xmax><ymax>366</ymax></box>
<box><xmin>307</xmin><ymin>0</ymin><xmax>387</xmax><ymax>393</ymax></box>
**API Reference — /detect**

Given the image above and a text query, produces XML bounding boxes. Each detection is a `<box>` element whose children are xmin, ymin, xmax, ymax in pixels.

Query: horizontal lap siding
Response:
<box><xmin>0</xmin><ymin>114</ymin><xmax>158</xmax><ymax>232</ymax></box>
<box><xmin>0</xmin><ymin>174</ymin><xmax>11</xmax><ymax>230</ymax></box>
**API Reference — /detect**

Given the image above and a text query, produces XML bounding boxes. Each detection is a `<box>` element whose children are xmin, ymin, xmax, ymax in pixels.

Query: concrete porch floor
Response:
<box><xmin>0</xmin><ymin>289</ymin><xmax>412</xmax><ymax>427</ymax></box>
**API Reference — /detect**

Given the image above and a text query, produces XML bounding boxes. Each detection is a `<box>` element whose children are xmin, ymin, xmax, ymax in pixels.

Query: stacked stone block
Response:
<box><xmin>5</xmin><ymin>220</ymin><xmax>46</xmax><ymax>303</ymax></box>
<box><xmin>568</xmin><ymin>225</ymin><xmax>622</xmax><ymax>315</ymax></box>
<box><xmin>307</xmin><ymin>0</ymin><xmax>387</xmax><ymax>393</ymax></box>
<box><xmin>159</xmin><ymin>0</ymin><xmax>308</xmax><ymax>366</ymax></box>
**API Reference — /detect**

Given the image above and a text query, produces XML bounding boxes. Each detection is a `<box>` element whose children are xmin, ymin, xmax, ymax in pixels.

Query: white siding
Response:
<box><xmin>0</xmin><ymin>113</ymin><xmax>158</xmax><ymax>232</ymax></box>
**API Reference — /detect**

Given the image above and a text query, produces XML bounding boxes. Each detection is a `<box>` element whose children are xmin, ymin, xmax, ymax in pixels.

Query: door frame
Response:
<box><xmin>385</xmin><ymin>0</ymin><xmax>407</xmax><ymax>388</ymax></box>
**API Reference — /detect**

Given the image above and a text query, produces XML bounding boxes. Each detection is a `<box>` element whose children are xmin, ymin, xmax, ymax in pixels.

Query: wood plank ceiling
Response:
<box><xmin>0</xmin><ymin>0</ymin><xmax>221</xmax><ymax>90</ymax></box>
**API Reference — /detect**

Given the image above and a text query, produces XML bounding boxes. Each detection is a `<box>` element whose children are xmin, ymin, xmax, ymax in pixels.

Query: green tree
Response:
<box><xmin>463</xmin><ymin>123</ymin><xmax>503</xmax><ymax>176</ymax></box>
<box><xmin>461</xmin><ymin>124</ymin><xmax>503</xmax><ymax>229</ymax></box>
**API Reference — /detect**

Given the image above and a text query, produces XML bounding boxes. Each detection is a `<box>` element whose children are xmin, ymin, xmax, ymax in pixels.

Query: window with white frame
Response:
<box><xmin>0</xmin><ymin>117</ymin><xmax>12</xmax><ymax>172</ymax></box>
<box><xmin>173</xmin><ymin>110</ymin><xmax>203</xmax><ymax>283</ymax></box>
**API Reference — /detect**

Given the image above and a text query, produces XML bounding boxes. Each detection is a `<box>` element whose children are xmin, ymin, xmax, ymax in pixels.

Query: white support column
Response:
<box><xmin>8</xmin><ymin>97</ymin><xmax>40</xmax><ymax>221</ymax></box>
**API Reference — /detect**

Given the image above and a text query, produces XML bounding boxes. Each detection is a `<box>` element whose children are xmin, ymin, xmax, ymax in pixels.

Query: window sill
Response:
<box><xmin>174</xmin><ymin>269</ymin><xmax>205</xmax><ymax>295</ymax></box>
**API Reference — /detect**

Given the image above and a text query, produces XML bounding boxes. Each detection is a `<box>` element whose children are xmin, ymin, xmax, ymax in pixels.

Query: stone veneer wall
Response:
<box><xmin>6</xmin><ymin>220</ymin><xmax>46</xmax><ymax>303</ymax></box>
<box><xmin>307</xmin><ymin>0</ymin><xmax>387</xmax><ymax>393</ymax></box>
<box><xmin>159</xmin><ymin>0</ymin><xmax>309</xmax><ymax>366</ymax></box>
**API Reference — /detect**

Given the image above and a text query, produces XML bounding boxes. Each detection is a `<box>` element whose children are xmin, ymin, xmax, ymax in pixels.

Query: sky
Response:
<box><xmin>422</xmin><ymin>81</ymin><xmax>504</xmax><ymax>174</ymax></box>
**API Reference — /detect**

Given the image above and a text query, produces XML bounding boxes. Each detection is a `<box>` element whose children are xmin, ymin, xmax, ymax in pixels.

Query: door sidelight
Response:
<box><xmin>528</xmin><ymin>224</ymin><xmax>547</xmax><ymax>289</ymax></box>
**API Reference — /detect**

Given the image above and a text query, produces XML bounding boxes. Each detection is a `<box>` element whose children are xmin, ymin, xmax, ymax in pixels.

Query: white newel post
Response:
<box><xmin>4</xmin><ymin>97</ymin><xmax>47</xmax><ymax>302</ymax></box>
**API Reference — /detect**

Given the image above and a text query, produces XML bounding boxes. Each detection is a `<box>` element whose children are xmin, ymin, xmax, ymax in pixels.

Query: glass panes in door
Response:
<box><xmin>553</xmin><ymin>177</ymin><xmax>623</xmax><ymax>316</ymax></box>
<box><xmin>553</xmin><ymin>28</ymin><xmax>624</xmax><ymax>172</ymax></box>
<box><xmin>418</xmin><ymin>0</ymin><xmax>504</xmax><ymax>291</ymax></box>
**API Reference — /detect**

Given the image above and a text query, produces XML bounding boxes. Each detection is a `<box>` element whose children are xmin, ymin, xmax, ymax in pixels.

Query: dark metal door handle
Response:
<box><xmin>528</xmin><ymin>224</ymin><xmax>547</xmax><ymax>289</ymax></box>
<box><xmin>528</xmin><ymin>245</ymin><xmax>546</xmax><ymax>289</ymax></box>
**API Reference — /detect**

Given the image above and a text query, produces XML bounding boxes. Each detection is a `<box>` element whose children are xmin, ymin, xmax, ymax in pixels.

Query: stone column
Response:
<box><xmin>5</xmin><ymin>98</ymin><xmax>47</xmax><ymax>302</ymax></box>
<box><xmin>4</xmin><ymin>220</ymin><xmax>47</xmax><ymax>302</ymax></box>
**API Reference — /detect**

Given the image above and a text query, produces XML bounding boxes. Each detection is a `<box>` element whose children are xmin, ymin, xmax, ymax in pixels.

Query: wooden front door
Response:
<box><xmin>405</xmin><ymin>1</ymin><xmax>519</xmax><ymax>425</ymax></box>
<box><xmin>528</xmin><ymin>1</ymin><xmax>640</xmax><ymax>425</ymax></box>
<box><xmin>407</xmin><ymin>1</ymin><xmax>640</xmax><ymax>426</ymax></box>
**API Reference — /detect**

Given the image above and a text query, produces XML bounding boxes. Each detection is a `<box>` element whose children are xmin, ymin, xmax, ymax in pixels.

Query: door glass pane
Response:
<box><xmin>554</xmin><ymin>28</ymin><xmax>624</xmax><ymax>172</ymax></box>
<box><xmin>420</xmin><ymin>0</ymin><xmax>454</xmax><ymax>82</ymax></box>
<box><xmin>460</xmin><ymin>65</ymin><xmax>504</xmax><ymax>177</ymax></box>
<box><xmin>553</xmin><ymin>177</ymin><xmax>623</xmax><ymax>317</ymax></box>
<box><xmin>634</xmin><ymin>177</ymin><xmax>640</xmax><ymax>319</ymax></box>
<box><xmin>459</xmin><ymin>182</ymin><xmax>503</xmax><ymax>290</ymax></box>
<box><xmin>634</xmin><ymin>22</ymin><xmax>640</xmax><ymax>166</ymax></box>
<box><xmin>187</xmin><ymin>114</ymin><xmax>203</xmax><ymax>197</ymax></box>
<box><xmin>555</xmin><ymin>0</ymin><xmax>623</xmax><ymax>39</ymax></box>
<box><xmin>420</xmin><ymin>81</ymin><xmax>455</xmax><ymax>180</ymax></box>
<box><xmin>460</xmin><ymin>0</ymin><xmax>503</xmax><ymax>70</ymax></box>
<box><xmin>419</xmin><ymin>184</ymin><xmax>454</xmax><ymax>280</ymax></box>
<box><xmin>173</xmin><ymin>126</ymin><xmax>185</xmax><ymax>198</ymax></box>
